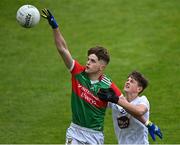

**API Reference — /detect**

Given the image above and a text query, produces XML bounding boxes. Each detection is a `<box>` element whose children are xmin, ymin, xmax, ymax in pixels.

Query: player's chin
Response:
<box><xmin>123</xmin><ymin>87</ymin><xmax>128</xmax><ymax>92</ymax></box>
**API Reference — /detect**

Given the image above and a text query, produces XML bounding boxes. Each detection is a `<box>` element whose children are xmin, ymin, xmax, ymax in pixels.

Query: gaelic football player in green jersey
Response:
<box><xmin>42</xmin><ymin>8</ymin><xmax>121</xmax><ymax>144</ymax></box>
<box><xmin>42</xmin><ymin>8</ymin><xmax>162</xmax><ymax>144</ymax></box>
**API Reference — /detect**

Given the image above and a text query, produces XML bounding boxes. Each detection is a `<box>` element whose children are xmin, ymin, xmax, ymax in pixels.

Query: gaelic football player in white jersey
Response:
<box><xmin>110</xmin><ymin>71</ymin><xmax>149</xmax><ymax>144</ymax></box>
<box><xmin>98</xmin><ymin>71</ymin><xmax>162</xmax><ymax>144</ymax></box>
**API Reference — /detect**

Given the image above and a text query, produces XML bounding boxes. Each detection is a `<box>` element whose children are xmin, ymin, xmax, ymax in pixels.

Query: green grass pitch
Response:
<box><xmin>0</xmin><ymin>0</ymin><xmax>180</xmax><ymax>144</ymax></box>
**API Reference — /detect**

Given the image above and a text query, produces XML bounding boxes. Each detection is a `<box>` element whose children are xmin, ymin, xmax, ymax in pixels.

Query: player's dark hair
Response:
<box><xmin>88</xmin><ymin>46</ymin><xmax>110</xmax><ymax>64</ymax></box>
<box><xmin>128</xmin><ymin>71</ymin><xmax>148</xmax><ymax>94</ymax></box>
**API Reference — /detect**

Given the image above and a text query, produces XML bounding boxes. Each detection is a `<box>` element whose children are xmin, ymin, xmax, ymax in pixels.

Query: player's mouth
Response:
<box><xmin>86</xmin><ymin>66</ymin><xmax>89</xmax><ymax>70</ymax></box>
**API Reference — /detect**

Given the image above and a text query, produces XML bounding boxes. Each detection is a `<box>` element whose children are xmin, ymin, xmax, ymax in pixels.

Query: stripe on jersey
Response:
<box><xmin>101</xmin><ymin>75</ymin><xmax>111</xmax><ymax>86</ymax></box>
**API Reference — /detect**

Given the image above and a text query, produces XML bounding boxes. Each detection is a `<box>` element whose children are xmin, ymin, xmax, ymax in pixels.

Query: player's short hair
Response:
<box><xmin>128</xmin><ymin>71</ymin><xmax>148</xmax><ymax>94</ymax></box>
<box><xmin>88</xmin><ymin>46</ymin><xmax>110</xmax><ymax>64</ymax></box>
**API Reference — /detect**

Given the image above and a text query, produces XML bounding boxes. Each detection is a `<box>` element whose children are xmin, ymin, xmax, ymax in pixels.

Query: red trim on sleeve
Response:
<box><xmin>110</xmin><ymin>82</ymin><xmax>122</xmax><ymax>97</ymax></box>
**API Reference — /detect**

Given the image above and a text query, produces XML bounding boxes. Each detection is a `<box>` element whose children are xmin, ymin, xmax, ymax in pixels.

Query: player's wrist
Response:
<box><xmin>145</xmin><ymin>120</ymin><xmax>150</xmax><ymax>126</ymax></box>
<box><xmin>51</xmin><ymin>22</ymin><xmax>58</xmax><ymax>29</ymax></box>
<box><xmin>115</xmin><ymin>96</ymin><xmax>120</xmax><ymax>104</ymax></box>
<box><xmin>145</xmin><ymin>120</ymin><xmax>153</xmax><ymax>127</ymax></box>
<box><xmin>49</xmin><ymin>17</ymin><xmax>58</xmax><ymax>29</ymax></box>
<box><xmin>113</xmin><ymin>96</ymin><xmax>119</xmax><ymax>104</ymax></box>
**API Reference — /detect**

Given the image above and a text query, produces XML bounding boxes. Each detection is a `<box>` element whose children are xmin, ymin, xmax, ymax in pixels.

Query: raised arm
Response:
<box><xmin>41</xmin><ymin>8</ymin><xmax>73</xmax><ymax>69</ymax></box>
<box><xmin>53</xmin><ymin>28</ymin><xmax>73</xmax><ymax>69</ymax></box>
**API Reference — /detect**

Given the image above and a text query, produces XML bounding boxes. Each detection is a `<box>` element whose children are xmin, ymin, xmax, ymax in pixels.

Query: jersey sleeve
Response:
<box><xmin>138</xmin><ymin>96</ymin><xmax>150</xmax><ymax>111</ymax></box>
<box><xmin>70</xmin><ymin>60</ymin><xmax>85</xmax><ymax>75</ymax></box>
<box><xmin>110</xmin><ymin>82</ymin><xmax>122</xmax><ymax>97</ymax></box>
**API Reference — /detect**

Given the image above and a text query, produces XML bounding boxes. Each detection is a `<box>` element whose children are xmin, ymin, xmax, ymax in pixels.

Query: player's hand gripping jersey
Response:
<box><xmin>70</xmin><ymin>60</ymin><xmax>121</xmax><ymax>131</ymax></box>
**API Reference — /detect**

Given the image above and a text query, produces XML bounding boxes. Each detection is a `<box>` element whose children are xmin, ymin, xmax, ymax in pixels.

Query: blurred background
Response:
<box><xmin>0</xmin><ymin>0</ymin><xmax>180</xmax><ymax>143</ymax></box>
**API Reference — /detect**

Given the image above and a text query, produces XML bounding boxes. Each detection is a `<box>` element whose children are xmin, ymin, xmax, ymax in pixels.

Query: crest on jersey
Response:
<box><xmin>117</xmin><ymin>116</ymin><xmax>129</xmax><ymax>129</ymax></box>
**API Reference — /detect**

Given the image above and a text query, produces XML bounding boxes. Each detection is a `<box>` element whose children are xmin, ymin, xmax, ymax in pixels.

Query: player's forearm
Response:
<box><xmin>41</xmin><ymin>8</ymin><xmax>73</xmax><ymax>69</ymax></box>
<box><xmin>53</xmin><ymin>28</ymin><xmax>68</xmax><ymax>52</ymax></box>
<box><xmin>135</xmin><ymin>115</ymin><xmax>147</xmax><ymax>124</ymax></box>
<box><xmin>122</xmin><ymin>104</ymin><xmax>144</xmax><ymax>117</ymax></box>
<box><xmin>52</xmin><ymin>28</ymin><xmax>73</xmax><ymax>69</ymax></box>
<box><xmin>117</xmin><ymin>99</ymin><xmax>146</xmax><ymax>116</ymax></box>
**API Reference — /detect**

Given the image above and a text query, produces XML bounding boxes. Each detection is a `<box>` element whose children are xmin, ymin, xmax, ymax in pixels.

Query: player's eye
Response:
<box><xmin>91</xmin><ymin>59</ymin><xmax>96</xmax><ymax>63</ymax></box>
<box><xmin>126</xmin><ymin>79</ymin><xmax>130</xmax><ymax>82</ymax></box>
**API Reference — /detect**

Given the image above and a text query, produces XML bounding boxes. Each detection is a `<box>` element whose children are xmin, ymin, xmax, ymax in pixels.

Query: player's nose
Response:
<box><xmin>86</xmin><ymin>60</ymin><xmax>90</xmax><ymax>65</ymax></box>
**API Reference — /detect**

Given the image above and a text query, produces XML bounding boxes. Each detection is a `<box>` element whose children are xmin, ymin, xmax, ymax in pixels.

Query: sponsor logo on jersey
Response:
<box><xmin>76</xmin><ymin>83</ymin><xmax>107</xmax><ymax>108</ymax></box>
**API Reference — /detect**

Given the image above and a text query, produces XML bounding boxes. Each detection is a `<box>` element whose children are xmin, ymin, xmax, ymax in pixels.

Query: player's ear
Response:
<box><xmin>99</xmin><ymin>60</ymin><xmax>107</xmax><ymax>71</ymax></box>
<box><xmin>137</xmin><ymin>86</ymin><xmax>143</xmax><ymax>93</ymax></box>
<box><xmin>100</xmin><ymin>64</ymin><xmax>106</xmax><ymax>71</ymax></box>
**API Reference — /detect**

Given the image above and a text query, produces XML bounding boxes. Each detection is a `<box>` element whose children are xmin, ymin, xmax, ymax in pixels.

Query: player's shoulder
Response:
<box><xmin>101</xmin><ymin>74</ymin><xmax>122</xmax><ymax>96</ymax></box>
<box><xmin>138</xmin><ymin>95</ymin><xmax>150</xmax><ymax>107</ymax></box>
<box><xmin>71</xmin><ymin>59</ymin><xmax>85</xmax><ymax>74</ymax></box>
<box><xmin>101</xmin><ymin>74</ymin><xmax>119</xmax><ymax>86</ymax></box>
<box><xmin>101</xmin><ymin>74</ymin><xmax>112</xmax><ymax>86</ymax></box>
<box><xmin>140</xmin><ymin>95</ymin><xmax>149</xmax><ymax>101</ymax></box>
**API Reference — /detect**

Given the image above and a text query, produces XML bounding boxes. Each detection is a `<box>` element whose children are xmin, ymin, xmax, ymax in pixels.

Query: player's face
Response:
<box><xmin>85</xmin><ymin>54</ymin><xmax>104</xmax><ymax>74</ymax></box>
<box><xmin>123</xmin><ymin>77</ymin><xmax>142</xmax><ymax>94</ymax></box>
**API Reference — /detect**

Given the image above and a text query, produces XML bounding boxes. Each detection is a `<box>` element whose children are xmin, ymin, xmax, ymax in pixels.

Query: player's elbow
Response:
<box><xmin>135</xmin><ymin>108</ymin><xmax>147</xmax><ymax>116</ymax></box>
<box><xmin>134</xmin><ymin>105</ymin><xmax>148</xmax><ymax>116</ymax></box>
<box><xmin>136</xmin><ymin>111</ymin><xmax>145</xmax><ymax>116</ymax></box>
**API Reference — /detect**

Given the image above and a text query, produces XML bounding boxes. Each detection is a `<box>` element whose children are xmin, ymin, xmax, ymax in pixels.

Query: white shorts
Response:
<box><xmin>66</xmin><ymin>122</ymin><xmax>104</xmax><ymax>144</ymax></box>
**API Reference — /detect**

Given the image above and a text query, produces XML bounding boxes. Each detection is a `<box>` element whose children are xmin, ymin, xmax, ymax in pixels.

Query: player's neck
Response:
<box><xmin>87</xmin><ymin>72</ymin><xmax>103</xmax><ymax>81</ymax></box>
<box><xmin>125</xmin><ymin>93</ymin><xmax>138</xmax><ymax>102</ymax></box>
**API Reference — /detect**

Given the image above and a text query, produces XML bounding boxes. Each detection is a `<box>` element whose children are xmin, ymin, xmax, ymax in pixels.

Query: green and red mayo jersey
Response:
<box><xmin>70</xmin><ymin>60</ymin><xmax>121</xmax><ymax>131</ymax></box>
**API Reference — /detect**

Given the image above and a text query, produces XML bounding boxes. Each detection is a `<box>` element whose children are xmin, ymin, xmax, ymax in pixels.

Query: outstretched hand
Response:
<box><xmin>41</xmin><ymin>8</ymin><xmax>58</xmax><ymax>29</ymax></box>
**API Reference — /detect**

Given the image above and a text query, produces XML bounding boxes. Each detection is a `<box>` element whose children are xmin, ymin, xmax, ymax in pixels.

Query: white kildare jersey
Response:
<box><xmin>108</xmin><ymin>96</ymin><xmax>150</xmax><ymax>144</ymax></box>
